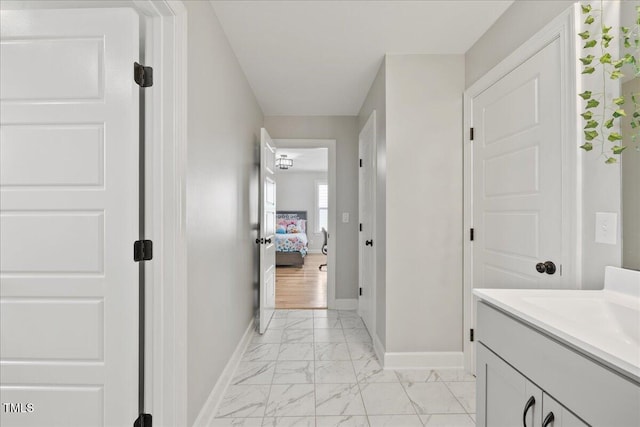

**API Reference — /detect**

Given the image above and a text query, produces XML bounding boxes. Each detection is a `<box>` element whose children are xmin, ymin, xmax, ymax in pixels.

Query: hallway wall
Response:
<box><xmin>185</xmin><ymin>1</ymin><xmax>263</xmax><ymax>424</ymax></box>
<box><xmin>264</xmin><ymin>116</ymin><xmax>360</xmax><ymax>300</ymax></box>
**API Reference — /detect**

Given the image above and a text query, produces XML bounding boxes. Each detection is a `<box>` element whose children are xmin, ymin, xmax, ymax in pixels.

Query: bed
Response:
<box><xmin>275</xmin><ymin>211</ymin><xmax>309</xmax><ymax>267</ymax></box>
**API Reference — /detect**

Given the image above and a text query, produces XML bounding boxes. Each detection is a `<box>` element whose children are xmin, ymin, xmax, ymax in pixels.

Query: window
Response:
<box><xmin>316</xmin><ymin>181</ymin><xmax>328</xmax><ymax>233</ymax></box>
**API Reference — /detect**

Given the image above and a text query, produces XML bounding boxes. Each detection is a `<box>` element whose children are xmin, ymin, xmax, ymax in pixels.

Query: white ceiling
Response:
<box><xmin>275</xmin><ymin>148</ymin><xmax>328</xmax><ymax>172</ymax></box>
<box><xmin>210</xmin><ymin>0</ymin><xmax>513</xmax><ymax>116</ymax></box>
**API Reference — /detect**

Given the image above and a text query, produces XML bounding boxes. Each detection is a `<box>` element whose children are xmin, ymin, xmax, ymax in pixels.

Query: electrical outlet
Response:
<box><xmin>342</xmin><ymin>212</ymin><xmax>349</xmax><ymax>223</ymax></box>
<box><xmin>595</xmin><ymin>212</ymin><xmax>617</xmax><ymax>245</ymax></box>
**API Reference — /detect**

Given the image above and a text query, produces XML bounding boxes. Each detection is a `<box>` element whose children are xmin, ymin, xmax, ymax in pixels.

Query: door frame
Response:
<box><xmin>358</xmin><ymin>110</ymin><xmax>377</xmax><ymax>339</ymax></box>
<box><xmin>274</xmin><ymin>139</ymin><xmax>337</xmax><ymax>309</ymax></box>
<box><xmin>462</xmin><ymin>5</ymin><xmax>578</xmax><ymax>373</ymax></box>
<box><xmin>0</xmin><ymin>0</ymin><xmax>188</xmax><ymax>423</ymax></box>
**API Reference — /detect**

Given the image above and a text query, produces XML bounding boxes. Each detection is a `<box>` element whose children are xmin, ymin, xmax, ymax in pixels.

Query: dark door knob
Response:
<box><xmin>265</xmin><ymin>238</ymin><xmax>272</xmax><ymax>244</ymax></box>
<box><xmin>536</xmin><ymin>263</ymin><xmax>546</xmax><ymax>273</ymax></box>
<box><xmin>544</xmin><ymin>261</ymin><xmax>556</xmax><ymax>275</ymax></box>
<box><xmin>255</xmin><ymin>238</ymin><xmax>264</xmax><ymax>244</ymax></box>
<box><xmin>365</xmin><ymin>240</ymin><xmax>373</xmax><ymax>247</ymax></box>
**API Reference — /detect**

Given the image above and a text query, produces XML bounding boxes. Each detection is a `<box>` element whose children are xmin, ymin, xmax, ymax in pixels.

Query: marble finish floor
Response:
<box><xmin>213</xmin><ymin>310</ymin><xmax>476</xmax><ymax>426</ymax></box>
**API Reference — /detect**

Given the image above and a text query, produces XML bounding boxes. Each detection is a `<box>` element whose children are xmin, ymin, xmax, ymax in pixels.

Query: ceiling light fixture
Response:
<box><xmin>276</xmin><ymin>154</ymin><xmax>293</xmax><ymax>170</ymax></box>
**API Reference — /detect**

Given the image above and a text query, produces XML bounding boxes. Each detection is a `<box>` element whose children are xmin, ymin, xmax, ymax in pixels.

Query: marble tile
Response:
<box><xmin>315</xmin><ymin>343</ymin><xmax>351</xmax><ymax>361</ymax></box>
<box><xmin>402</xmin><ymin>382</ymin><xmax>466</xmax><ymax>415</ymax></box>
<box><xmin>315</xmin><ymin>415</ymin><xmax>370</xmax><ymax>426</ymax></box>
<box><xmin>267</xmin><ymin>318</ymin><xmax>288</xmax><ymax>329</ymax></box>
<box><xmin>273</xmin><ymin>361</ymin><xmax>315</xmax><ymax>384</ymax></box>
<box><xmin>265</xmin><ymin>384</ymin><xmax>316</xmax><ymax>417</ymax></box>
<box><xmin>359</xmin><ymin>383</ymin><xmax>415</xmax><ymax>415</ymax></box>
<box><xmin>432</xmin><ymin>369</ymin><xmax>475</xmax><ymax>382</ymax></box>
<box><xmin>394</xmin><ymin>369</ymin><xmax>438</xmax><ymax>384</ymax></box>
<box><xmin>340</xmin><ymin>318</ymin><xmax>365</xmax><ymax>329</ymax></box>
<box><xmin>315</xmin><ymin>328</ymin><xmax>346</xmax><ymax>343</ymax></box>
<box><xmin>315</xmin><ymin>383</ymin><xmax>366</xmax><ymax>416</ymax></box>
<box><xmin>344</xmin><ymin>329</ymin><xmax>372</xmax><ymax>343</ymax></box>
<box><xmin>314</xmin><ymin>309</ymin><xmax>340</xmax><ymax>318</ymax></box>
<box><xmin>347</xmin><ymin>342</ymin><xmax>377</xmax><ymax>361</ymax></box>
<box><xmin>338</xmin><ymin>310</ymin><xmax>360</xmax><ymax>318</ymax></box>
<box><xmin>445</xmin><ymin>381</ymin><xmax>476</xmax><ymax>413</ymax></box>
<box><xmin>353</xmin><ymin>359</ymin><xmax>399</xmax><ymax>383</ymax></box>
<box><xmin>210</xmin><ymin>418</ymin><xmax>264</xmax><ymax>426</ymax></box>
<box><xmin>243</xmin><ymin>343</ymin><xmax>281</xmax><ymax>362</ymax></box>
<box><xmin>216</xmin><ymin>385</ymin><xmax>269</xmax><ymax>418</ymax></box>
<box><xmin>419</xmin><ymin>414</ymin><xmax>475</xmax><ymax>426</ymax></box>
<box><xmin>282</xmin><ymin>329</ymin><xmax>314</xmax><ymax>344</ymax></box>
<box><xmin>367</xmin><ymin>415</ymin><xmax>423</xmax><ymax>426</ymax></box>
<box><xmin>261</xmin><ymin>417</ymin><xmax>315</xmax><ymax>427</ymax></box>
<box><xmin>231</xmin><ymin>362</ymin><xmax>275</xmax><ymax>385</ymax></box>
<box><xmin>314</xmin><ymin>317</ymin><xmax>342</xmax><ymax>329</ymax></box>
<box><xmin>287</xmin><ymin>310</ymin><xmax>315</xmax><ymax>318</ymax></box>
<box><xmin>315</xmin><ymin>361</ymin><xmax>357</xmax><ymax>383</ymax></box>
<box><xmin>285</xmin><ymin>318</ymin><xmax>314</xmax><ymax>329</ymax></box>
<box><xmin>273</xmin><ymin>310</ymin><xmax>290</xmax><ymax>319</ymax></box>
<box><xmin>278</xmin><ymin>343</ymin><xmax>315</xmax><ymax>361</ymax></box>
<box><xmin>252</xmin><ymin>329</ymin><xmax>284</xmax><ymax>344</ymax></box>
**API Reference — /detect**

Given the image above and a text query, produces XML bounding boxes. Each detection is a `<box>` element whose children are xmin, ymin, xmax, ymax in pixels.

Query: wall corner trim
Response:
<box><xmin>383</xmin><ymin>351</ymin><xmax>464</xmax><ymax>370</ymax></box>
<box><xmin>192</xmin><ymin>319</ymin><xmax>255</xmax><ymax>427</ymax></box>
<box><xmin>333</xmin><ymin>298</ymin><xmax>359</xmax><ymax>310</ymax></box>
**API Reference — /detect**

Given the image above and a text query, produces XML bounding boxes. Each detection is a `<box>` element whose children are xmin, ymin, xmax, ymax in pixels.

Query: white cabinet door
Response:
<box><xmin>477</xmin><ymin>343</ymin><xmax>542</xmax><ymax>427</ymax></box>
<box><xmin>0</xmin><ymin>8</ymin><xmax>139</xmax><ymax>427</ymax></box>
<box><xmin>542</xmin><ymin>394</ymin><xmax>589</xmax><ymax>427</ymax></box>
<box><xmin>358</xmin><ymin>111</ymin><xmax>376</xmax><ymax>335</ymax></box>
<box><xmin>258</xmin><ymin>128</ymin><xmax>276</xmax><ymax>333</ymax></box>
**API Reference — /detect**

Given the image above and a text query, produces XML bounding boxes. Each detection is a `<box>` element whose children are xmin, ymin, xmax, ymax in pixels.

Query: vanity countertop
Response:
<box><xmin>473</xmin><ymin>266</ymin><xmax>640</xmax><ymax>383</ymax></box>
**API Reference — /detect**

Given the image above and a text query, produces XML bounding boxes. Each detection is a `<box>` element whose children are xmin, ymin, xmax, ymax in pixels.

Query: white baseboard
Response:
<box><xmin>333</xmin><ymin>298</ymin><xmax>358</xmax><ymax>310</ymax></box>
<box><xmin>383</xmin><ymin>351</ymin><xmax>464</xmax><ymax>370</ymax></box>
<box><xmin>373</xmin><ymin>333</ymin><xmax>386</xmax><ymax>366</ymax></box>
<box><xmin>192</xmin><ymin>318</ymin><xmax>255</xmax><ymax>427</ymax></box>
<box><xmin>307</xmin><ymin>249</ymin><xmax>322</xmax><ymax>254</ymax></box>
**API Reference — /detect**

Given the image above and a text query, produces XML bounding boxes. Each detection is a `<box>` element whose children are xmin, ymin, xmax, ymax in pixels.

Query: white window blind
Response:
<box><xmin>317</xmin><ymin>182</ymin><xmax>328</xmax><ymax>232</ymax></box>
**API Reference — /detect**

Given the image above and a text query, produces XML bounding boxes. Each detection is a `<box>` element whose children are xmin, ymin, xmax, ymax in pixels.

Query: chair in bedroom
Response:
<box><xmin>319</xmin><ymin>228</ymin><xmax>328</xmax><ymax>271</ymax></box>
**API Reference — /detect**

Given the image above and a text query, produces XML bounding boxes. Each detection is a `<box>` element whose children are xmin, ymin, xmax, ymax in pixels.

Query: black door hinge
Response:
<box><xmin>359</xmin><ymin>223</ymin><xmax>363</xmax><ymax>232</ymax></box>
<box><xmin>470</xmin><ymin>329</ymin><xmax>474</xmax><ymax>342</ymax></box>
<box><xmin>134</xmin><ymin>413</ymin><xmax>152</xmax><ymax>427</ymax></box>
<box><xmin>359</xmin><ymin>287</ymin><xmax>363</xmax><ymax>296</ymax></box>
<box><xmin>134</xmin><ymin>62</ymin><xmax>153</xmax><ymax>87</ymax></box>
<box><xmin>134</xmin><ymin>240</ymin><xmax>153</xmax><ymax>262</ymax></box>
<box><xmin>359</xmin><ymin>159</ymin><xmax>363</xmax><ymax>167</ymax></box>
<box><xmin>470</xmin><ymin>228</ymin><xmax>474</xmax><ymax>241</ymax></box>
<box><xmin>470</xmin><ymin>127</ymin><xmax>474</xmax><ymax>141</ymax></box>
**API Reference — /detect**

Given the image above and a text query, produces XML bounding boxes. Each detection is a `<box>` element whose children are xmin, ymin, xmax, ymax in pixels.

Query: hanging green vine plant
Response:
<box><xmin>578</xmin><ymin>1</ymin><xmax>640</xmax><ymax>163</ymax></box>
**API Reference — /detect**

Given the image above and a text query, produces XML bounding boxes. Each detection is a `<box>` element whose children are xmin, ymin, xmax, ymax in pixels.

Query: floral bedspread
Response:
<box><xmin>275</xmin><ymin>233</ymin><xmax>308</xmax><ymax>257</ymax></box>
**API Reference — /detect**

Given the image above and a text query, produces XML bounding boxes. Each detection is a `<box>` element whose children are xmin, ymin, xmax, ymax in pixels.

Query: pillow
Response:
<box><xmin>276</xmin><ymin>226</ymin><xmax>287</xmax><ymax>234</ymax></box>
<box><xmin>296</xmin><ymin>220</ymin><xmax>306</xmax><ymax>233</ymax></box>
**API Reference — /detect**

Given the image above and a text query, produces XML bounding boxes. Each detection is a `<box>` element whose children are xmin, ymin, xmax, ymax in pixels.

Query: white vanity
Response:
<box><xmin>474</xmin><ymin>267</ymin><xmax>640</xmax><ymax>427</ymax></box>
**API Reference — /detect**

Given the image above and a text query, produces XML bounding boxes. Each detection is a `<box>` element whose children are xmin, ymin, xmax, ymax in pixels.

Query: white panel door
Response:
<box><xmin>358</xmin><ymin>112</ymin><xmax>376</xmax><ymax>335</ymax></box>
<box><xmin>0</xmin><ymin>8</ymin><xmax>139</xmax><ymax>427</ymax></box>
<box><xmin>473</xmin><ymin>38</ymin><xmax>564</xmax><ymax>290</ymax></box>
<box><xmin>258</xmin><ymin>128</ymin><xmax>276</xmax><ymax>333</ymax></box>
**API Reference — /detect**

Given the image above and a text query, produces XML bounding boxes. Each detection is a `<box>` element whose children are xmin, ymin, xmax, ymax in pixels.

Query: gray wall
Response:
<box><xmin>357</xmin><ymin>59</ymin><xmax>387</xmax><ymax>347</ymax></box>
<box><xmin>276</xmin><ymin>170</ymin><xmax>328</xmax><ymax>252</ymax></box>
<box><xmin>465</xmin><ymin>0</ymin><xmax>574</xmax><ymax>88</ymax></box>
<box><xmin>385</xmin><ymin>55</ymin><xmax>465</xmax><ymax>352</ymax></box>
<box><xmin>264</xmin><ymin>116</ymin><xmax>359</xmax><ymax>299</ymax></box>
<box><xmin>185</xmin><ymin>1</ymin><xmax>263</xmax><ymax>424</ymax></box>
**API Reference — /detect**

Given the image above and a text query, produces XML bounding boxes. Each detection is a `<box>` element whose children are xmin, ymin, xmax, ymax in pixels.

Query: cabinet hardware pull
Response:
<box><xmin>522</xmin><ymin>396</ymin><xmax>536</xmax><ymax>427</ymax></box>
<box><xmin>542</xmin><ymin>412</ymin><xmax>555</xmax><ymax>427</ymax></box>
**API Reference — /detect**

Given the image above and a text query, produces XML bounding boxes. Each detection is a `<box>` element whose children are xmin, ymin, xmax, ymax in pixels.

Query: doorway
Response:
<box><xmin>273</xmin><ymin>139</ymin><xmax>337</xmax><ymax>310</ymax></box>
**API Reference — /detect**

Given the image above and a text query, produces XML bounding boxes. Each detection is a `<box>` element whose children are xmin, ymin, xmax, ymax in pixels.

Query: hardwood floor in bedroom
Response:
<box><xmin>276</xmin><ymin>253</ymin><xmax>327</xmax><ymax>309</ymax></box>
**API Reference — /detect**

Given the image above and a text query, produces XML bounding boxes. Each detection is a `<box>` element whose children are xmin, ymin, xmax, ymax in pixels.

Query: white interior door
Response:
<box><xmin>470</xmin><ymin>38</ymin><xmax>565</xmax><ymax>368</ymax></box>
<box><xmin>258</xmin><ymin>128</ymin><xmax>276</xmax><ymax>333</ymax></box>
<box><xmin>358</xmin><ymin>111</ymin><xmax>376</xmax><ymax>335</ymax></box>
<box><xmin>0</xmin><ymin>8</ymin><xmax>140</xmax><ymax>427</ymax></box>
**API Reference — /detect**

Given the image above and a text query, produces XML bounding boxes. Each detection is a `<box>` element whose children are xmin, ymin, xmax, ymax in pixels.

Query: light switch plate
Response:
<box><xmin>342</xmin><ymin>212</ymin><xmax>349</xmax><ymax>223</ymax></box>
<box><xmin>595</xmin><ymin>212</ymin><xmax>617</xmax><ymax>245</ymax></box>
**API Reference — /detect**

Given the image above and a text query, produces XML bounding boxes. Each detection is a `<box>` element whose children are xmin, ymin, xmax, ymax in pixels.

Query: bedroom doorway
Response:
<box><xmin>273</xmin><ymin>139</ymin><xmax>336</xmax><ymax>309</ymax></box>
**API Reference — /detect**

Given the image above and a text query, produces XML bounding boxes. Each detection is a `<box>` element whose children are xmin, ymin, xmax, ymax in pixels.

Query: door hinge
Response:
<box><xmin>134</xmin><ymin>240</ymin><xmax>153</xmax><ymax>262</ymax></box>
<box><xmin>134</xmin><ymin>62</ymin><xmax>153</xmax><ymax>87</ymax></box>
<box><xmin>359</xmin><ymin>223</ymin><xmax>363</xmax><ymax>232</ymax></box>
<box><xmin>359</xmin><ymin>287</ymin><xmax>363</xmax><ymax>296</ymax></box>
<box><xmin>359</xmin><ymin>158</ymin><xmax>363</xmax><ymax>167</ymax></box>
<box><xmin>470</xmin><ymin>127</ymin><xmax>474</xmax><ymax>141</ymax></box>
<box><xmin>470</xmin><ymin>329</ymin><xmax>474</xmax><ymax>342</ymax></box>
<box><xmin>470</xmin><ymin>228</ymin><xmax>474</xmax><ymax>241</ymax></box>
<box><xmin>134</xmin><ymin>413</ymin><xmax>152</xmax><ymax>427</ymax></box>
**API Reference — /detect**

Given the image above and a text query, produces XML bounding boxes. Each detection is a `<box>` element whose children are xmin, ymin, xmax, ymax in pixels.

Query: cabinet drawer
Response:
<box><xmin>477</xmin><ymin>301</ymin><xmax>640</xmax><ymax>426</ymax></box>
